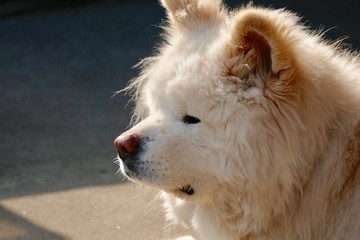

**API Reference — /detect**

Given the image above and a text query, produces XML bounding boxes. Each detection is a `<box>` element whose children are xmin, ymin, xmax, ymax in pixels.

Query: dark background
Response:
<box><xmin>0</xmin><ymin>0</ymin><xmax>359</xmax><ymax>201</ymax></box>
<box><xmin>1</xmin><ymin>0</ymin><xmax>359</xmax><ymax>48</ymax></box>
<box><xmin>0</xmin><ymin>1</ymin><xmax>358</xmax><ymax>239</ymax></box>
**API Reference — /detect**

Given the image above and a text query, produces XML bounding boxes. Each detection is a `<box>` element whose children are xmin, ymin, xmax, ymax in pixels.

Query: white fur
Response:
<box><xmin>117</xmin><ymin>1</ymin><xmax>360</xmax><ymax>239</ymax></box>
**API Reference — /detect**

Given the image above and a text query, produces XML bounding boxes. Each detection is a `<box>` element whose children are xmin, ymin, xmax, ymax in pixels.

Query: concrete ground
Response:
<box><xmin>0</xmin><ymin>2</ymin><xmax>188</xmax><ymax>239</ymax></box>
<box><xmin>0</xmin><ymin>1</ymin><xmax>359</xmax><ymax>240</ymax></box>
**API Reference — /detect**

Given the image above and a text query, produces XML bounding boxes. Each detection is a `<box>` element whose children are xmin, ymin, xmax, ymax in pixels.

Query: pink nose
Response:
<box><xmin>114</xmin><ymin>134</ymin><xmax>141</xmax><ymax>160</ymax></box>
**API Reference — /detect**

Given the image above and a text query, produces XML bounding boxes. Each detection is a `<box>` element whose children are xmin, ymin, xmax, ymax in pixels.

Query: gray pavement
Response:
<box><xmin>0</xmin><ymin>2</ymin><xmax>187</xmax><ymax>239</ymax></box>
<box><xmin>0</xmin><ymin>1</ymin><xmax>359</xmax><ymax>240</ymax></box>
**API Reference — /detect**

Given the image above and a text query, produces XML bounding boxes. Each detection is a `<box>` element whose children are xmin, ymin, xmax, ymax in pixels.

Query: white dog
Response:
<box><xmin>115</xmin><ymin>0</ymin><xmax>360</xmax><ymax>239</ymax></box>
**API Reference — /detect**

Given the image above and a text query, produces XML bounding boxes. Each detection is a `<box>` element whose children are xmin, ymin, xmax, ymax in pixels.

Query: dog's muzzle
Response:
<box><xmin>114</xmin><ymin>134</ymin><xmax>143</xmax><ymax>177</ymax></box>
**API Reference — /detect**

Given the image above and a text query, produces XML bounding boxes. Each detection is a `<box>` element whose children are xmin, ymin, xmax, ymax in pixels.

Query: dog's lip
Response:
<box><xmin>179</xmin><ymin>184</ymin><xmax>194</xmax><ymax>195</ymax></box>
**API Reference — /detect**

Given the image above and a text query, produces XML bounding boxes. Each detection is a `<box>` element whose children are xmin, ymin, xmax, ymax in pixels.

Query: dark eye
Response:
<box><xmin>182</xmin><ymin>115</ymin><xmax>201</xmax><ymax>124</ymax></box>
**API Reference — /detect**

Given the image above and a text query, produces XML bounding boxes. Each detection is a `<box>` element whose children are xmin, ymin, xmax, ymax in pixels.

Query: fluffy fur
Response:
<box><xmin>115</xmin><ymin>1</ymin><xmax>360</xmax><ymax>239</ymax></box>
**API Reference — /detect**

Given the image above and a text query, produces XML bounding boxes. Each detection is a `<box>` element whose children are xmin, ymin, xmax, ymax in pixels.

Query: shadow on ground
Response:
<box><xmin>0</xmin><ymin>1</ymin><xmax>164</xmax><ymax>200</ymax></box>
<box><xmin>1</xmin><ymin>0</ymin><xmax>359</xmax><ymax>203</ymax></box>
<box><xmin>0</xmin><ymin>207</ymin><xmax>66</xmax><ymax>240</ymax></box>
<box><xmin>0</xmin><ymin>3</ymin><xmax>164</xmax><ymax>239</ymax></box>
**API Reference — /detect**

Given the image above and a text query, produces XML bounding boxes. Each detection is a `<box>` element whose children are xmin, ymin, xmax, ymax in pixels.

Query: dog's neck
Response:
<box><xmin>293</xmin><ymin>120</ymin><xmax>360</xmax><ymax>239</ymax></box>
<box><xmin>220</xmin><ymin>120</ymin><xmax>360</xmax><ymax>239</ymax></box>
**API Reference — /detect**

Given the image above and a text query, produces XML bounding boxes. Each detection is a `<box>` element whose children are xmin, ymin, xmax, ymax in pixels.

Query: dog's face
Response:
<box><xmin>115</xmin><ymin>0</ymin><xmax>318</xmax><ymax>203</ymax></box>
<box><xmin>115</xmin><ymin>39</ymin><xmax>248</xmax><ymax>200</ymax></box>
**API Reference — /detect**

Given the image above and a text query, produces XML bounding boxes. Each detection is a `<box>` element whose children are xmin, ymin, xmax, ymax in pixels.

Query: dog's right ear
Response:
<box><xmin>160</xmin><ymin>0</ymin><xmax>222</xmax><ymax>27</ymax></box>
<box><xmin>224</xmin><ymin>8</ymin><xmax>300</xmax><ymax>96</ymax></box>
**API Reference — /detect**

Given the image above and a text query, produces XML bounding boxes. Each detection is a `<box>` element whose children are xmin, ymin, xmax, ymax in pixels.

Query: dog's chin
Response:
<box><xmin>118</xmin><ymin>159</ymin><xmax>141</xmax><ymax>182</ymax></box>
<box><xmin>118</xmin><ymin>158</ymin><xmax>196</xmax><ymax>197</ymax></box>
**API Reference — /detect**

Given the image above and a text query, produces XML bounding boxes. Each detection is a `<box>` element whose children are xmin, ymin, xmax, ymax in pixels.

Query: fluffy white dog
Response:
<box><xmin>115</xmin><ymin>0</ymin><xmax>360</xmax><ymax>239</ymax></box>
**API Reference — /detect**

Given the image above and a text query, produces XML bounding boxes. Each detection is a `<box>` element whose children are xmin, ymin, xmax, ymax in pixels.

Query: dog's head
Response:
<box><xmin>115</xmin><ymin>0</ymin><xmax>332</xmax><ymax>205</ymax></box>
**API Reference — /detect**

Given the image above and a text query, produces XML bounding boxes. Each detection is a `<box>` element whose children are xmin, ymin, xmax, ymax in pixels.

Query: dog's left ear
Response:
<box><xmin>160</xmin><ymin>0</ymin><xmax>222</xmax><ymax>27</ymax></box>
<box><xmin>225</xmin><ymin>8</ymin><xmax>299</xmax><ymax>94</ymax></box>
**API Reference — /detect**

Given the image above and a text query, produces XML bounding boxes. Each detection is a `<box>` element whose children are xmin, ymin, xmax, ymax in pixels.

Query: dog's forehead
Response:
<box><xmin>147</xmin><ymin>56</ymin><xmax>216</xmax><ymax>114</ymax></box>
<box><xmin>144</xmin><ymin>54</ymin><xmax>224</xmax><ymax>122</ymax></box>
<box><xmin>143</xmin><ymin>21</ymin><xmax>233</xmax><ymax>116</ymax></box>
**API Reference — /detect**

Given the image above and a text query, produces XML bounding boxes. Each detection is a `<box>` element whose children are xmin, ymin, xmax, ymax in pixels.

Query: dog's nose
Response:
<box><xmin>114</xmin><ymin>134</ymin><xmax>141</xmax><ymax>160</ymax></box>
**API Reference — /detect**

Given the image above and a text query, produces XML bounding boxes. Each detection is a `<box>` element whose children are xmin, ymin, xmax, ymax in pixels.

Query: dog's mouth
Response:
<box><xmin>179</xmin><ymin>184</ymin><xmax>194</xmax><ymax>195</ymax></box>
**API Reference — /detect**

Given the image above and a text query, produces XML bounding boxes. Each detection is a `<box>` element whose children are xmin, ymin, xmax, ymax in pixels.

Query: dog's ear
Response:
<box><xmin>160</xmin><ymin>0</ymin><xmax>222</xmax><ymax>27</ymax></box>
<box><xmin>224</xmin><ymin>8</ymin><xmax>299</xmax><ymax>94</ymax></box>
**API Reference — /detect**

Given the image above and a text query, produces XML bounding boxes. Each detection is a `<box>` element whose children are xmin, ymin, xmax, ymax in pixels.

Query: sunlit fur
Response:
<box><xmin>117</xmin><ymin>1</ymin><xmax>360</xmax><ymax>239</ymax></box>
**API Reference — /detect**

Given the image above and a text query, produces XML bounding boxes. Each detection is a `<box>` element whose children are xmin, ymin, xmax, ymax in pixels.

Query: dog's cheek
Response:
<box><xmin>154</xmin><ymin>132</ymin><xmax>195</xmax><ymax>175</ymax></box>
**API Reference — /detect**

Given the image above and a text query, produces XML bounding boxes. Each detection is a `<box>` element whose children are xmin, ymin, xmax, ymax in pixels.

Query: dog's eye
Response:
<box><xmin>182</xmin><ymin>115</ymin><xmax>201</xmax><ymax>124</ymax></box>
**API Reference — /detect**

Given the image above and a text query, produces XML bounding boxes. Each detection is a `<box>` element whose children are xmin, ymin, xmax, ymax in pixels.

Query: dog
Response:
<box><xmin>114</xmin><ymin>0</ymin><xmax>360</xmax><ymax>239</ymax></box>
